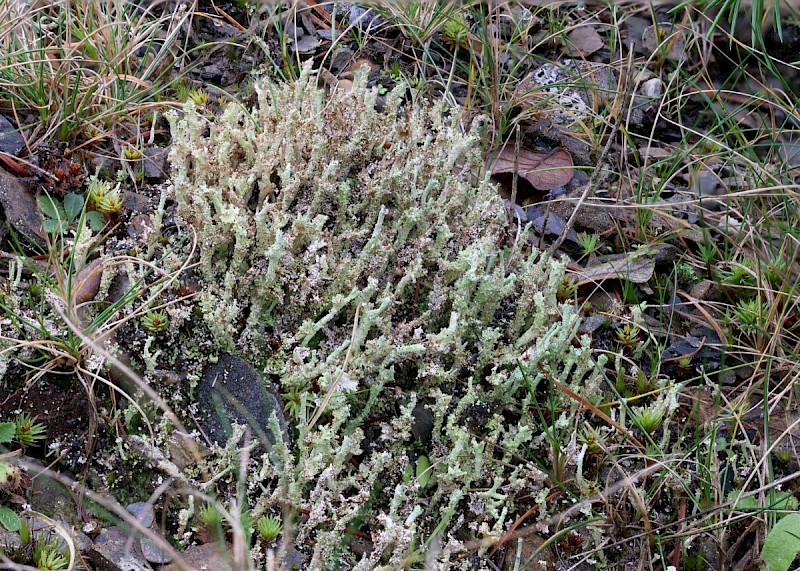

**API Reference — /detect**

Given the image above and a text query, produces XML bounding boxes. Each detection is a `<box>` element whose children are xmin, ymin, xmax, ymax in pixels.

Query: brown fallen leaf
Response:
<box><xmin>572</xmin><ymin>254</ymin><xmax>655</xmax><ymax>286</ymax></box>
<box><xmin>73</xmin><ymin>257</ymin><xmax>105</xmax><ymax>306</ymax></box>
<box><xmin>566</xmin><ymin>25</ymin><xmax>604</xmax><ymax>57</ymax></box>
<box><xmin>490</xmin><ymin>144</ymin><xmax>573</xmax><ymax>191</ymax></box>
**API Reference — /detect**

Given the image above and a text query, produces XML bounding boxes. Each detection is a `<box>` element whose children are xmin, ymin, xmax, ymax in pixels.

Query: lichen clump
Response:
<box><xmin>168</xmin><ymin>64</ymin><xmax>599</xmax><ymax>567</ymax></box>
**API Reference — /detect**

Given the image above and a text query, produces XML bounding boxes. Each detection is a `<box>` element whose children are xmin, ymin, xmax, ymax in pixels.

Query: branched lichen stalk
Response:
<box><xmin>166</xmin><ymin>62</ymin><xmax>599</xmax><ymax>567</ymax></box>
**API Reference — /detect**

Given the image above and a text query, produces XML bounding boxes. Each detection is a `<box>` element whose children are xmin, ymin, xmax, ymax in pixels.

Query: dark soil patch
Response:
<box><xmin>0</xmin><ymin>369</ymin><xmax>91</xmax><ymax>459</ymax></box>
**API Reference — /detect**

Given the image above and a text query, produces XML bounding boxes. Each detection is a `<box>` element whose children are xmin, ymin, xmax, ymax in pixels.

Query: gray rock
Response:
<box><xmin>126</xmin><ymin>503</ymin><xmax>155</xmax><ymax>529</ymax></box>
<box><xmin>293</xmin><ymin>34</ymin><xmax>320</xmax><ymax>54</ymax></box>
<box><xmin>345</xmin><ymin>4</ymin><xmax>383</xmax><ymax>30</ymax></box>
<box><xmin>126</xmin><ymin>502</ymin><xmax>172</xmax><ymax>565</ymax></box>
<box><xmin>141</xmin><ymin>147</ymin><xmax>168</xmax><ymax>180</ymax></box>
<box><xmin>329</xmin><ymin>47</ymin><xmax>354</xmax><ymax>76</ymax></box>
<box><xmin>28</xmin><ymin>474</ymin><xmax>79</xmax><ymax>526</ymax></box>
<box><xmin>0</xmin><ymin>531</ymin><xmax>22</xmax><ymax>551</ymax></box>
<box><xmin>578</xmin><ymin>314</ymin><xmax>607</xmax><ymax>334</ymax></box>
<box><xmin>162</xmin><ymin>542</ymin><xmax>233</xmax><ymax>571</ymax></box>
<box><xmin>630</xmin><ymin>77</ymin><xmax>664</xmax><ymax>127</ymax></box>
<box><xmin>690</xmin><ymin>279</ymin><xmax>722</xmax><ymax>301</ymax></box>
<box><xmin>196</xmin><ymin>354</ymin><xmax>289</xmax><ymax>450</ymax></box>
<box><xmin>640</xmin><ymin>77</ymin><xmax>664</xmax><ymax>99</ymax></box>
<box><xmin>123</xmin><ymin>191</ymin><xmax>154</xmax><ymax>215</ymax></box>
<box><xmin>0</xmin><ymin>115</ymin><xmax>24</xmax><ymax>156</ymax></box>
<box><xmin>0</xmin><ymin>166</ymin><xmax>43</xmax><ymax>245</ymax></box>
<box><xmin>140</xmin><ymin>537</ymin><xmax>171</xmax><ymax>565</ymax></box>
<box><xmin>90</xmin><ymin>526</ymin><xmax>152</xmax><ymax>571</ymax></box>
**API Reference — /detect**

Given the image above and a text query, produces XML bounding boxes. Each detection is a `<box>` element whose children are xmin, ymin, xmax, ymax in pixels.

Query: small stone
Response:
<box><xmin>123</xmin><ymin>191</ymin><xmax>153</xmax><ymax>215</ymax></box>
<box><xmin>105</xmin><ymin>273</ymin><xmax>132</xmax><ymax>306</ymax></box>
<box><xmin>642</xmin><ymin>23</ymin><xmax>687</xmax><ymax>62</ymax></box>
<box><xmin>28</xmin><ymin>473</ymin><xmax>80</xmax><ymax>527</ymax></box>
<box><xmin>141</xmin><ymin>537</ymin><xmax>172</xmax><ymax>565</ymax></box>
<box><xmin>0</xmin><ymin>115</ymin><xmax>24</xmax><ymax>156</ymax></box>
<box><xmin>690</xmin><ymin>279</ymin><xmax>721</xmax><ymax>301</ymax></box>
<box><xmin>90</xmin><ymin>526</ymin><xmax>152</xmax><ymax>571</ymax></box>
<box><xmin>330</xmin><ymin>47</ymin><xmax>354</xmax><ymax>75</ymax></box>
<box><xmin>518</xmin><ymin>59</ymin><xmax>615</xmax><ymax>125</ymax></box>
<box><xmin>128</xmin><ymin>214</ymin><xmax>151</xmax><ymax>239</ymax></box>
<box><xmin>0</xmin><ymin>166</ymin><xmax>44</xmax><ymax>246</ymax></box>
<box><xmin>142</xmin><ymin>147</ymin><xmax>168</xmax><ymax>180</ymax></box>
<box><xmin>640</xmin><ymin>77</ymin><xmax>663</xmax><ymax>99</ymax></box>
<box><xmin>196</xmin><ymin>354</ymin><xmax>289</xmax><ymax>450</ymax></box>
<box><xmin>126</xmin><ymin>503</ymin><xmax>155</xmax><ymax>528</ymax></box>
<box><xmin>293</xmin><ymin>34</ymin><xmax>320</xmax><ymax>54</ymax></box>
<box><xmin>162</xmin><ymin>542</ymin><xmax>233</xmax><ymax>571</ymax></box>
<box><xmin>0</xmin><ymin>531</ymin><xmax>22</xmax><ymax>551</ymax></box>
<box><xmin>346</xmin><ymin>4</ymin><xmax>383</xmax><ymax>30</ymax></box>
<box><xmin>282</xmin><ymin>20</ymin><xmax>303</xmax><ymax>39</ymax></box>
<box><xmin>578</xmin><ymin>314</ymin><xmax>607</xmax><ymax>334</ymax></box>
<box><xmin>630</xmin><ymin>77</ymin><xmax>664</xmax><ymax>126</ymax></box>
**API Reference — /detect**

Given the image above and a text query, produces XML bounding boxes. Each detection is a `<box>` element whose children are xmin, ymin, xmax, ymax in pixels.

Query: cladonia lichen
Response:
<box><xmin>166</xmin><ymin>62</ymin><xmax>600</xmax><ymax>567</ymax></box>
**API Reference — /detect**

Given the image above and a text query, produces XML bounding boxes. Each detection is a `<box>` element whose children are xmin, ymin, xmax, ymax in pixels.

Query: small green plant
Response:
<box><xmin>33</xmin><ymin>540</ymin><xmax>68</xmax><ymax>571</ymax></box>
<box><xmin>0</xmin><ymin>421</ymin><xmax>24</xmax><ymax>532</ymax></box>
<box><xmin>620</xmin><ymin>278</ymin><xmax>639</xmax><ymax>304</ymax></box>
<box><xmin>141</xmin><ymin>310</ymin><xmax>169</xmax><ymax>334</ymax></box>
<box><xmin>576</xmin><ymin>233</ymin><xmax>600</xmax><ymax>258</ymax></box>
<box><xmin>557</xmin><ymin>276</ymin><xmax>578</xmax><ymax>302</ymax></box>
<box><xmin>578</xmin><ymin>426</ymin><xmax>606</xmax><ymax>455</ymax></box>
<box><xmin>174</xmin><ymin>79</ymin><xmax>193</xmax><ymax>103</ymax></box>
<box><xmin>0</xmin><ymin>421</ymin><xmax>15</xmax><ymax>444</ymax></box>
<box><xmin>635</xmin><ymin>369</ymin><xmax>655</xmax><ymax>395</ymax></box>
<box><xmin>762</xmin><ymin>253</ymin><xmax>789</xmax><ymax>291</ymax></box>
<box><xmin>732</xmin><ymin>297</ymin><xmax>770</xmax><ymax>336</ymax></box>
<box><xmin>123</xmin><ymin>146</ymin><xmax>143</xmax><ymax>161</ymax></box>
<box><xmin>762</xmin><ymin>513</ymin><xmax>800</xmax><ymax>571</ymax></box>
<box><xmin>675</xmin><ymin>261</ymin><xmax>699</xmax><ymax>284</ymax></box>
<box><xmin>441</xmin><ymin>11</ymin><xmax>470</xmax><ymax>48</ymax></box>
<box><xmin>88</xmin><ymin>179</ymin><xmax>125</xmax><ymax>216</ymax></box>
<box><xmin>13</xmin><ymin>413</ymin><xmax>45</xmax><ymax>447</ymax></box>
<box><xmin>256</xmin><ymin>515</ymin><xmax>282</xmax><ymax>543</ymax></box>
<box><xmin>687</xmin><ymin>0</ymin><xmax>788</xmax><ymax>45</ymax></box>
<box><xmin>0</xmin><ymin>0</ymin><xmax>193</xmax><ymax>144</ymax></box>
<box><xmin>388</xmin><ymin>60</ymin><xmax>403</xmax><ymax>82</ymax></box>
<box><xmin>38</xmin><ymin>193</ymin><xmax>105</xmax><ymax>235</ymax></box>
<box><xmin>187</xmin><ymin>88</ymin><xmax>210</xmax><ymax>106</ymax></box>
<box><xmin>281</xmin><ymin>384</ymin><xmax>310</xmax><ymax>421</ymax></box>
<box><xmin>697</xmin><ymin>235</ymin><xmax>719</xmax><ymax>278</ymax></box>
<box><xmin>632</xmin><ymin>406</ymin><xmax>664</xmax><ymax>434</ymax></box>
<box><xmin>722</xmin><ymin>261</ymin><xmax>756</xmax><ymax>289</ymax></box>
<box><xmin>615</xmin><ymin>322</ymin><xmax>640</xmax><ymax>347</ymax></box>
<box><xmin>199</xmin><ymin>504</ymin><xmax>222</xmax><ymax>528</ymax></box>
<box><xmin>403</xmin><ymin>454</ymin><xmax>434</xmax><ymax>489</ymax></box>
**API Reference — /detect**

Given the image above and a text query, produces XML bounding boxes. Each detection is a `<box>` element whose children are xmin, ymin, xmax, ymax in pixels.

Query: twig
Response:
<box><xmin>458</xmin><ymin>460</ymin><xmax>668</xmax><ymax>555</ymax></box>
<box><xmin>307</xmin><ymin>303</ymin><xmax>360</xmax><ymax>430</ymax></box>
<box><xmin>549</xmin><ymin>48</ymin><xmax>634</xmax><ymax>256</ymax></box>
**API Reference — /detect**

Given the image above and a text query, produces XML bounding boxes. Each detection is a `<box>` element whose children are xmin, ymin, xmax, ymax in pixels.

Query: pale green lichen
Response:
<box><xmin>166</xmin><ymin>62</ymin><xmax>600</xmax><ymax>567</ymax></box>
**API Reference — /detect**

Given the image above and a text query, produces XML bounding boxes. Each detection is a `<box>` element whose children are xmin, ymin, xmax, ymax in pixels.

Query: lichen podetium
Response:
<box><xmin>166</xmin><ymin>62</ymin><xmax>600</xmax><ymax>567</ymax></box>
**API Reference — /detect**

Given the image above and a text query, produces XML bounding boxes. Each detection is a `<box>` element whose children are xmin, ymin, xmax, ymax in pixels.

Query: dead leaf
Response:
<box><xmin>638</xmin><ymin>145</ymin><xmax>673</xmax><ymax>161</ymax></box>
<box><xmin>348</xmin><ymin>58</ymin><xmax>378</xmax><ymax>73</ymax></box>
<box><xmin>566</xmin><ymin>25</ymin><xmax>604</xmax><ymax>57</ymax></box>
<box><xmin>490</xmin><ymin>144</ymin><xmax>573</xmax><ymax>191</ymax></box>
<box><xmin>73</xmin><ymin>258</ymin><xmax>104</xmax><ymax>306</ymax></box>
<box><xmin>572</xmin><ymin>254</ymin><xmax>655</xmax><ymax>286</ymax></box>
